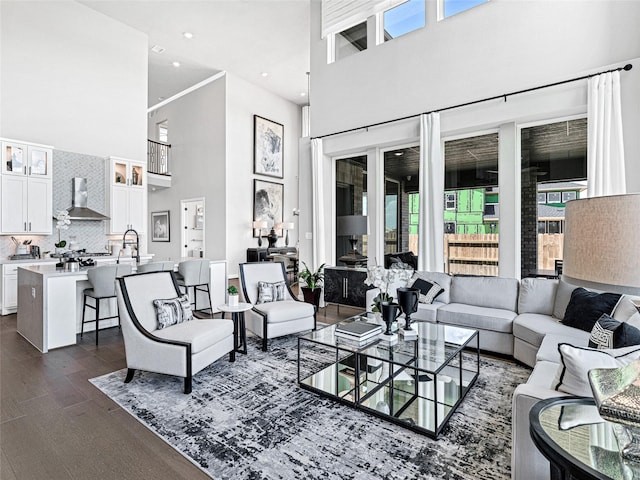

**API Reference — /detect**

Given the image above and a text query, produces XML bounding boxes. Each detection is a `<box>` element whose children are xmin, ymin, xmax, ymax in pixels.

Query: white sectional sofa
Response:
<box><xmin>365</xmin><ymin>272</ymin><xmax>639</xmax><ymax>480</ymax></box>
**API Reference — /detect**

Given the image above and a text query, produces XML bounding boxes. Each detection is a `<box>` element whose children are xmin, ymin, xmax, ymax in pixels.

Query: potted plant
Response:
<box><xmin>228</xmin><ymin>285</ymin><xmax>239</xmax><ymax>307</ymax></box>
<box><xmin>55</xmin><ymin>210</ymin><xmax>71</xmax><ymax>254</ymax></box>
<box><xmin>299</xmin><ymin>262</ymin><xmax>325</xmax><ymax>308</ymax></box>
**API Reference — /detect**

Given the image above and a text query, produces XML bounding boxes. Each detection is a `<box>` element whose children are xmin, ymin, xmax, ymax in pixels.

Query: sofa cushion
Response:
<box><xmin>513</xmin><ymin>313</ymin><xmax>591</xmax><ymax>349</ymax></box>
<box><xmin>450</xmin><ymin>276</ymin><xmax>518</xmax><ymax>311</ymax></box>
<box><xmin>527</xmin><ymin>360</ymin><xmax>561</xmax><ymax>390</ymax></box>
<box><xmin>412</xmin><ymin>272</ymin><xmax>452</xmax><ymax>304</ymax></box>
<box><xmin>561</xmin><ymin>288</ymin><xmax>621</xmax><ymax>332</ymax></box>
<box><xmin>253</xmin><ymin>300</ymin><xmax>314</xmax><ymax>324</ymax></box>
<box><xmin>413</xmin><ymin>301</ymin><xmax>445</xmax><ymax>323</ymax></box>
<box><xmin>613</xmin><ymin>295</ymin><xmax>640</xmax><ymax>322</ymax></box>
<box><xmin>153</xmin><ymin>319</ymin><xmax>234</xmax><ymax>354</ymax></box>
<box><xmin>518</xmin><ymin>278</ymin><xmax>558</xmax><ymax>315</ymax></box>
<box><xmin>588</xmin><ymin>314</ymin><xmax>640</xmax><ymax>349</ymax></box>
<box><xmin>552</xmin><ymin>278</ymin><xmax>578</xmax><ymax>319</ymax></box>
<box><xmin>153</xmin><ymin>295</ymin><xmax>193</xmax><ymax>329</ymax></box>
<box><xmin>409</xmin><ymin>276</ymin><xmax>444</xmax><ymax>304</ymax></box>
<box><xmin>536</xmin><ymin>333</ymin><xmax>589</xmax><ymax>363</ymax></box>
<box><xmin>257</xmin><ymin>281</ymin><xmax>287</xmax><ymax>304</ymax></box>
<box><xmin>554</xmin><ymin>343</ymin><xmax>640</xmax><ymax>397</ymax></box>
<box><xmin>437</xmin><ymin>303</ymin><xmax>516</xmax><ymax>333</ymax></box>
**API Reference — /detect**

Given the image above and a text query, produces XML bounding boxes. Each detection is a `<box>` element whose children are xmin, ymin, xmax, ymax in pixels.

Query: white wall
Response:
<box><xmin>0</xmin><ymin>1</ymin><xmax>147</xmax><ymax>161</ymax></box>
<box><xmin>308</xmin><ymin>0</ymin><xmax>640</xmax><ymax>276</ymax></box>
<box><xmin>226</xmin><ymin>73</ymin><xmax>302</xmax><ymax>277</ymax></box>
<box><xmin>147</xmin><ymin>76</ymin><xmax>227</xmax><ymax>262</ymax></box>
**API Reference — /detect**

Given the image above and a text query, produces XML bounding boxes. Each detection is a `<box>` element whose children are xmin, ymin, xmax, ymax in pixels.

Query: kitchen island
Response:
<box><xmin>16</xmin><ymin>259</ymin><xmax>227</xmax><ymax>353</ymax></box>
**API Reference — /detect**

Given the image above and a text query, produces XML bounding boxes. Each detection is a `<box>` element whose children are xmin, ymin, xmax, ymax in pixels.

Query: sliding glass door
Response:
<box><xmin>335</xmin><ymin>156</ymin><xmax>368</xmax><ymax>264</ymax></box>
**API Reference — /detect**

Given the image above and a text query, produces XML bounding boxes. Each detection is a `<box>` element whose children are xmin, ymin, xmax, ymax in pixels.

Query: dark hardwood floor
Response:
<box><xmin>0</xmin><ymin>298</ymin><xmax>361</xmax><ymax>479</ymax></box>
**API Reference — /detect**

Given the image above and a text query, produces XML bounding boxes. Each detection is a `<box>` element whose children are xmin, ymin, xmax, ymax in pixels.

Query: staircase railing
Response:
<box><xmin>147</xmin><ymin>139</ymin><xmax>171</xmax><ymax>175</ymax></box>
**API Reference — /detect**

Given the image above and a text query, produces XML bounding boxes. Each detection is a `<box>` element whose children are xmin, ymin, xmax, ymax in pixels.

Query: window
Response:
<box><xmin>382</xmin><ymin>0</ymin><xmax>425</xmax><ymax>41</ymax></box>
<box><xmin>444</xmin><ymin>132</ymin><xmax>499</xmax><ymax>276</ymax></box>
<box><xmin>520</xmin><ymin>118</ymin><xmax>587</xmax><ymax>276</ymax></box>
<box><xmin>383</xmin><ymin>146</ymin><xmax>420</xmax><ymax>256</ymax></box>
<box><xmin>333</xmin><ymin>22</ymin><xmax>367</xmax><ymax>62</ymax></box>
<box><xmin>546</xmin><ymin>192</ymin><xmax>561</xmax><ymax>203</ymax></box>
<box><xmin>445</xmin><ymin>193</ymin><xmax>456</xmax><ymax>210</ymax></box>
<box><xmin>441</xmin><ymin>0</ymin><xmax>488</xmax><ymax>19</ymax></box>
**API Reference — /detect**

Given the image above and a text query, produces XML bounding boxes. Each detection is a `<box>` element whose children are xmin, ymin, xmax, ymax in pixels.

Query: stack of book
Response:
<box><xmin>335</xmin><ymin>320</ymin><xmax>383</xmax><ymax>347</ymax></box>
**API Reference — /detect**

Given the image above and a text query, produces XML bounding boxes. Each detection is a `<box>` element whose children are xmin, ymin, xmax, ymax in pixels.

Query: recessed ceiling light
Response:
<box><xmin>172</xmin><ymin>61</ymin><xmax>181</xmax><ymax>68</ymax></box>
<box><xmin>300</xmin><ymin>92</ymin><xmax>307</xmax><ymax>97</ymax></box>
<box><xmin>261</xmin><ymin>72</ymin><xmax>268</xmax><ymax>77</ymax></box>
<box><xmin>182</xmin><ymin>32</ymin><xmax>194</xmax><ymax>39</ymax></box>
<box><xmin>151</xmin><ymin>45</ymin><xmax>166</xmax><ymax>54</ymax></box>
<box><xmin>394</xmin><ymin>152</ymin><xmax>404</xmax><ymax>156</ymax></box>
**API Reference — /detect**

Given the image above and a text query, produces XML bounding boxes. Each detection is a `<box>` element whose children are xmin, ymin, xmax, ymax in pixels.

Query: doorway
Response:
<box><xmin>181</xmin><ymin>198</ymin><xmax>205</xmax><ymax>259</ymax></box>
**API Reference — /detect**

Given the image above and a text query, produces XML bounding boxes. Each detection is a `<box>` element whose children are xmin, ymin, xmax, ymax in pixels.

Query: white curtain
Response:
<box><xmin>311</xmin><ymin>138</ymin><xmax>326</xmax><ymax>270</ymax></box>
<box><xmin>418</xmin><ymin>113</ymin><xmax>444</xmax><ymax>272</ymax></box>
<box><xmin>587</xmin><ymin>71</ymin><xmax>626</xmax><ymax>197</ymax></box>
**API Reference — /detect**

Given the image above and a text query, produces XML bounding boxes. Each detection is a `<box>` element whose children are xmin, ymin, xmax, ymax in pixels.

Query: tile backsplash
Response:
<box><xmin>0</xmin><ymin>149</ymin><xmax>119</xmax><ymax>259</ymax></box>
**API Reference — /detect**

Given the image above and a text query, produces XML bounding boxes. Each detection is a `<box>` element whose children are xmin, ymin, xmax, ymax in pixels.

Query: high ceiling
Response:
<box><xmin>81</xmin><ymin>0</ymin><xmax>311</xmax><ymax>108</ymax></box>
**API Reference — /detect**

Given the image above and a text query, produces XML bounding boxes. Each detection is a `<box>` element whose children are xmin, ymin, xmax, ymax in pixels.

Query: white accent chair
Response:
<box><xmin>136</xmin><ymin>261</ymin><xmax>176</xmax><ymax>273</ymax></box>
<box><xmin>116</xmin><ymin>271</ymin><xmax>235</xmax><ymax>394</ymax></box>
<box><xmin>176</xmin><ymin>259</ymin><xmax>211</xmax><ymax>313</ymax></box>
<box><xmin>239</xmin><ymin>262</ymin><xmax>316</xmax><ymax>351</ymax></box>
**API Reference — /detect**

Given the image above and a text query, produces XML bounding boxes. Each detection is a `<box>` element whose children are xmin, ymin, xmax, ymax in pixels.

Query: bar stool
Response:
<box><xmin>176</xmin><ymin>259</ymin><xmax>211</xmax><ymax>314</ymax></box>
<box><xmin>81</xmin><ymin>264</ymin><xmax>132</xmax><ymax>345</ymax></box>
<box><xmin>136</xmin><ymin>261</ymin><xmax>175</xmax><ymax>273</ymax></box>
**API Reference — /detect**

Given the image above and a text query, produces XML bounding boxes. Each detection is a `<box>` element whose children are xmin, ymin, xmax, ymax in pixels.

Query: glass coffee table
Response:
<box><xmin>297</xmin><ymin>314</ymin><xmax>479</xmax><ymax>438</ymax></box>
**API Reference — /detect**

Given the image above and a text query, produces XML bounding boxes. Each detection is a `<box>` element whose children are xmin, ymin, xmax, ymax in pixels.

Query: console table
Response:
<box><xmin>529</xmin><ymin>397</ymin><xmax>639</xmax><ymax>480</ymax></box>
<box><xmin>246</xmin><ymin>247</ymin><xmax>296</xmax><ymax>262</ymax></box>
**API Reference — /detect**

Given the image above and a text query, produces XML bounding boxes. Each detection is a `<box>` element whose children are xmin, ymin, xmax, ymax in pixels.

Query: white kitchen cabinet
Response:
<box><xmin>107</xmin><ymin>157</ymin><xmax>146</xmax><ymax>234</ymax></box>
<box><xmin>0</xmin><ymin>139</ymin><xmax>53</xmax><ymax>234</ymax></box>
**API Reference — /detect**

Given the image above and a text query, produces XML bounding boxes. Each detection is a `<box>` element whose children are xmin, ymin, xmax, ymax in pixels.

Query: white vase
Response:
<box><xmin>229</xmin><ymin>295</ymin><xmax>239</xmax><ymax>307</ymax></box>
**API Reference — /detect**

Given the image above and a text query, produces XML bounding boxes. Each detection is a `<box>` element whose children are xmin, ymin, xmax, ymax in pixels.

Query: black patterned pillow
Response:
<box><xmin>153</xmin><ymin>295</ymin><xmax>193</xmax><ymax>329</ymax></box>
<box><xmin>257</xmin><ymin>281</ymin><xmax>287</xmax><ymax>304</ymax></box>
<box><xmin>589</xmin><ymin>314</ymin><xmax>640</xmax><ymax>349</ymax></box>
<box><xmin>410</xmin><ymin>277</ymin><xmax>444</xmax><ymax>304</ymax></box>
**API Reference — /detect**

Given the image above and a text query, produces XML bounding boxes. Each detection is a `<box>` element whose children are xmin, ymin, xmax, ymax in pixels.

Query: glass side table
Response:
<box><xmin>530</xmin><ymin>397</ymin><xmax>640</xmax><ymax>480</ymax></box>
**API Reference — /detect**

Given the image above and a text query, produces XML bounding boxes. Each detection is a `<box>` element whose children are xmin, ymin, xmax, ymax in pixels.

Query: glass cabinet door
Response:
<box><xmin>28</xmin><ymin>146</ymin><xmax>51</xmax><ymax>177</ymax></box>
<box><xmin>114</xmin><ymin>161</ymin><xmax>127</xmax><ymax>185</ymax></box>
<box><xmin>2</xmin><ymin>142</ymin><xmax>26</xmax><ymax>175</ymax></box>
<box><xmin>130</xmin><ymin>164</ymin><xmax>143</xmax><ymax>187</ymax></box>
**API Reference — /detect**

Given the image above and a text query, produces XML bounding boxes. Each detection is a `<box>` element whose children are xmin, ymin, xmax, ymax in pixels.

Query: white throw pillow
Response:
<box><xmin>613</xmin><ymin>295</ymin><xmax>640</xmax><ymax>322</ymax></box>
<box><xmin>554</xmin><ymin>343</ymin><xmax>640</xmax><ymax>397</ymax></box>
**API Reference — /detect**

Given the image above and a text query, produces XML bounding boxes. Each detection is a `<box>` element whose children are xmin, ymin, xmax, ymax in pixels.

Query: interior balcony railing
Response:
<box><xmin>148</xmin><ymin>139</ymin><xmax>171</xmax><ymax>175</ymax></box>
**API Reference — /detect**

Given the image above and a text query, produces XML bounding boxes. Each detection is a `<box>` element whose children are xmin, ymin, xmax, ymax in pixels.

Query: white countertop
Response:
<box><xmin>1</xmin><ymin>254</ymin><xmax>154</xmax><ymax>265</ymax></box>
<box><xmin>18</xmin><ymin>264</ymin><xmax>91</xmax><ymax>278</ymax></box>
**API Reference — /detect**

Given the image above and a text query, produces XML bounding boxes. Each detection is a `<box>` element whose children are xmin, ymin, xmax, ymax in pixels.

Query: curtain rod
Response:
<box><xmin>311</xmin><ymin>63</ymin><xmax>633</xmax><ymax>141</ymax></box>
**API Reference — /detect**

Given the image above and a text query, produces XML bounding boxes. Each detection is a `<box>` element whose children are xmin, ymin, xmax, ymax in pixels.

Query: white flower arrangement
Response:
<box><xmin>364</xmin><ymin>264</ymin><xmax>414</xmax><ymax>312</ymax></box>
<box><xmin>55</xmin><ymin>210</ymin><xmax>71</xmax><ymax>248</ymax></box>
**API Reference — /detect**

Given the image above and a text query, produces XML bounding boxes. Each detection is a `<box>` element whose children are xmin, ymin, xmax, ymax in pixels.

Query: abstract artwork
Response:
<box><xmin>254</xmin><ymin>115</ymin><xmax>284</xmax><ymax>178</ymax></box>
<box><xmin>253</xmin><ymin>179</ymin><xmax>283</xmax><ymax>236</ymax></box>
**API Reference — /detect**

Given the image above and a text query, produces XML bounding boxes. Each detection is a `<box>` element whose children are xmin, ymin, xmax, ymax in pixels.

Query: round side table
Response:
<box><xmin>530</xmin><ymin>397</ymin><xmax>640</xmax><ymax>480</ymax></box>
<box><xmin>218</xmin><ymin>303</ymin><xmax>252</xmax><ymax>354</ymax></box>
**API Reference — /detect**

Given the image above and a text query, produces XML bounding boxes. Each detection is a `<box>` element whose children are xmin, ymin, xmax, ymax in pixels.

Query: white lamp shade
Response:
<box><xmin>282</xmin><ymin>222</ymin><xmax>294</xmax><ymax>230</ymax></box>
<box><xmin>253</xmin><ymin>220</ymin><xmax>267</xmax><ymax>229</ymax></box>
<box><xmin>563</xmin><ymin>193</ymin><xmax>640</xmax><ymax>295</ymax></box>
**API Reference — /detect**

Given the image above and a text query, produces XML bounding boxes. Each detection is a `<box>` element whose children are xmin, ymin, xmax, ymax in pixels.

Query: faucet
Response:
<box><xmin>122</xmin><ymin>228</ymin><xmax>140</xmax><ymax>264</ymax></box>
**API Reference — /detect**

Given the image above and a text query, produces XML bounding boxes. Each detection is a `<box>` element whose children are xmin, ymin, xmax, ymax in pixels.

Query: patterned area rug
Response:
<box><xmin>90</xmin><ymin>336</ymin><xmax>530</xmax><ymax>480</ymax></box>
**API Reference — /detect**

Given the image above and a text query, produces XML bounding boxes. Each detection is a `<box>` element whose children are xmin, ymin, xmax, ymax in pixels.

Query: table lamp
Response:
<box><xmin>252</xmin><ymin>220</ymin><xmax>267</xmax><ymax>247</ymax></box>
<box><xmin>337</xmin><ymin>215</ymin><xmax>368</xmax><ymax>267</ymax></box>
<box><xmin>563</xmin><ymin>194</ymin><xmax>640</xmax><ymax>460</ymax></box>
<box><xmin>276</xmin><ymin>222</ymin><xmax>295</xmax><ymax>247</ymax></box>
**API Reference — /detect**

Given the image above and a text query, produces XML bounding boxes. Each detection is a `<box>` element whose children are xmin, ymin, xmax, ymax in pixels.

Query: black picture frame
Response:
<box><xmin>151</xmin><ymin>211</ymin><xmax>170</xmax><ymax>242</ymax></box>
<box><xmin>253</xmin><ymin>179</ymin><xmax>283</xmax><ymax>237</ymax></box>
<box><xmin>254</xmin><ymin>115</ymin><xmax>284</xmax><ymax>179</ymax></box>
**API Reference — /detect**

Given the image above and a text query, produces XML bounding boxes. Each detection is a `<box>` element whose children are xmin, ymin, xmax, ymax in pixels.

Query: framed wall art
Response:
<box><xmin>151</xmin><ymin>210</ymin><xmax>170</xmax><ymax>242</ymax></box>
<box><xmin>254</xmin><ymin>115</ymin><xmax>284</xmax><ymax>178</ymax></box>
<box><xmin>253</xmin><ymin>179</ymin><xmax>283</xmax><ymax>236</ymax></box>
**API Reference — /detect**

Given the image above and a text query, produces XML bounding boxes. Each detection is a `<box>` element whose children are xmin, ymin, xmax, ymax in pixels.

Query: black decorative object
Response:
<box><xmin>397</xmin><ymin>287</ymin><xmax>420</xmax><ymax>332</ymax></box>
<box><xmin>267</xmin><ymin>227</ymin><xmax>278</xmax><ymax>248</ymax></box>
<box><xmin>380</xmin><ymin>302</ymin><xmax>401</xmax><ymax>339</ymax></box>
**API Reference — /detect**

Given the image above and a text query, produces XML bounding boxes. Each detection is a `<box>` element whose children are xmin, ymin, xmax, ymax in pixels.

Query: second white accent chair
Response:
<box><xmin>239</xmin><ymin>262</ymin><xmax>316</xmax><ymax>351</ymax></box>
<box><xmin>136</xmin><ymin>261</ymin><xmax>176</xmax><ymax>273</ymax></box>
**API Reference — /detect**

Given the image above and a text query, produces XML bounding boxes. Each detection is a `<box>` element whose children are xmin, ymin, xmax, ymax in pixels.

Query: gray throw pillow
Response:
<box><xmin>552</xmin><ymin>279</ymin><xmax>578</xmax><ymax>319</ymax></box>
<box><xmin>153</xmin><ymin>294</ymin><xmax>193</xmax><ymax>329</ymax></box>
<box><xmin>257</xmin><ymin>281</ymin><xmax>286</xmax><ymax>304</ymax></box>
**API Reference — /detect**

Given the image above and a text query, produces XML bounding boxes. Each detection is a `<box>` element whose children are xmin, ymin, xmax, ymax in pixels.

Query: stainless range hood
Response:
<box><xmin>66</xmin><ymin>177</ymin><xmax>110</xmax><ymax>221</ymax></box>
